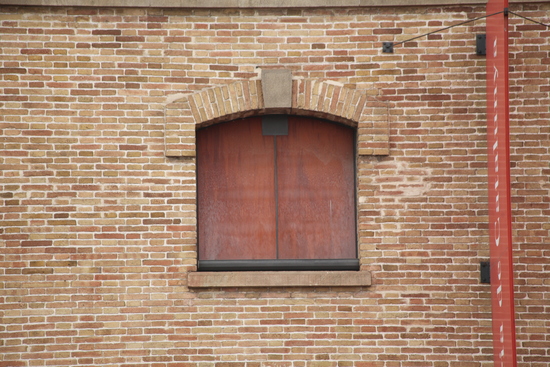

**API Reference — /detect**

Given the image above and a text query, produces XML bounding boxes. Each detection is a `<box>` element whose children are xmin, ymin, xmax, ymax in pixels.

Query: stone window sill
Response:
<box><xmin>187</xmin><ymin>271</ymin><xmax>371</xmax><ymax>288</ymax></box>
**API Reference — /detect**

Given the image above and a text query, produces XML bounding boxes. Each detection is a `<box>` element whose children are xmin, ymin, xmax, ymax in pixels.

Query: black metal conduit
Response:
<box><xmin>382</xmin><ymin>8</ymin><xmax>550</xmax><ymax>53</ymax></box>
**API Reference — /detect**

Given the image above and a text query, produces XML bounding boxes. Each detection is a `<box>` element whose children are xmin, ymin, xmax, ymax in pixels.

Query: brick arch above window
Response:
<box><xmin>164</xmin><ymin>77</ymin><xmax>390</xmax><ymax>157</ymax></box>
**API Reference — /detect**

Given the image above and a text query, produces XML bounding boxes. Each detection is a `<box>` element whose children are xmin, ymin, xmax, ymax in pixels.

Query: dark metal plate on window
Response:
<box><xmin>198</xmin><ymin>259</ymin><xmax>360</xmax><ymax>272</ymax></box>
<box><xmin>262</xmin><ymin>115</ymin><xmax>288</xmax><ymax>136</ymax></box>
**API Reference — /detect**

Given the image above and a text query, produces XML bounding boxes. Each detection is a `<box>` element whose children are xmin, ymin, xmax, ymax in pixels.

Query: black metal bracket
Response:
<box><xmin>382</xmin><ymin>42</ymin><xmax>394</xmax><ymax>53</ymax></box>
<box><xmin>480</xmin><ymin>261</ymin><xmax>491</xmax><ymax>284</ymax></box>
<box><xmin>476</xmin><ymin>34</ymin><xmax>486</xmax><ymax>56</ymax></box>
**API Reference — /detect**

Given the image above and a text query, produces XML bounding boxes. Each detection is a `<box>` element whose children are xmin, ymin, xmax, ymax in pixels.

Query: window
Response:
<box><xmin>197</xmin><ymin>115</ymin><xmax>357</xmax><ymax>271</ymax></box>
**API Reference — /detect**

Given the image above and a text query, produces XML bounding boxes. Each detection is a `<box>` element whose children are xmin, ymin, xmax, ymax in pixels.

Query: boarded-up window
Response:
<box><xmin>197</xmin><ymin>115</ymin><xmax>357</xmax><ymax>271</ymax></box>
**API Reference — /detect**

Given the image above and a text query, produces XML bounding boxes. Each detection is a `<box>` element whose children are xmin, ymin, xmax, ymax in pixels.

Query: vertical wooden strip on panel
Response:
<box><xmin>276</xmin><ymin>116</ymin><xmax>356</xmax><ymax>259</ymax></box>
<box><xmin>197</xmin><ymin>117</ymin><xmax>277</xmax><ymax>260</ymax></box>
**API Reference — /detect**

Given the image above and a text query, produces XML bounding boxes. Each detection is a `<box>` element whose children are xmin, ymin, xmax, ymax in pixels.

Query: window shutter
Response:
<box><xmin>277</xmin><ymin>116</ymin><xmax>356</xmax><ymax>259</ymax></box>
<box><xmin>197</xmin><ymin>115</ymin><xmax>357</xmax><ymax>269</ymax></box>
<box><xmin>197</xmin><ymin>117</ymin><xmax>277</xmax><ymax>260</ymax></box>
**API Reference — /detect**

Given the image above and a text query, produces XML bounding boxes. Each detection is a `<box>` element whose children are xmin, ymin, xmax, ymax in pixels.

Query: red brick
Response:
<box><xmin>0</xmin><ymin>4</ymin><xmax>548</xmax><ymax>367</ymax></box>
<box><xmin>21</xmin><ymin>241</ymin><xmax>53</xmax><ymax>247</ymax></box>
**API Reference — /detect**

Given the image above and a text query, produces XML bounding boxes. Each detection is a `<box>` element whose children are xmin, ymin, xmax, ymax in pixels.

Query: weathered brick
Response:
<box><xmin>21</xmin><ymin>240</ymin><xmax>53</xmax><ymax>247</ymax></box>
<box><xmin>0</xmin><ymin>3</ymin><xmax>548</xmax><ymax>367</ymax></box>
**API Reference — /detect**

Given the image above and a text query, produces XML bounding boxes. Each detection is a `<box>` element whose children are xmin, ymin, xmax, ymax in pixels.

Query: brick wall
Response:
<box><xmin>1</xmin><ymin>3</ymin><xmax>549</xmax><ymax>367</ymax></box>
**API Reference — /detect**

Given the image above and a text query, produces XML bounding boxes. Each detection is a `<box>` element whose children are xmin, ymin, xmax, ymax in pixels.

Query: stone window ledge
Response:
<box><xmin>188</xmin><ymin>271</ymin><xmax>371</xmax><ymax>288</ymax></box>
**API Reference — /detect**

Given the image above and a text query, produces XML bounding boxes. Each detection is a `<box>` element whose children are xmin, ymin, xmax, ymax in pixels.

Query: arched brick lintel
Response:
<box><xmin>164</xmin><ymin>79</ymin><xmax>390</xmax><ymax>157</ymax></box>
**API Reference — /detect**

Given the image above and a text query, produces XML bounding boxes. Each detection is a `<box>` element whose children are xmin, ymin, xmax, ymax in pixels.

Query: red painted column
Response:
<box><xmin>486</xmin><ymin>1</ymin><xmax>518</xmax><ymax>366</ymax></box>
